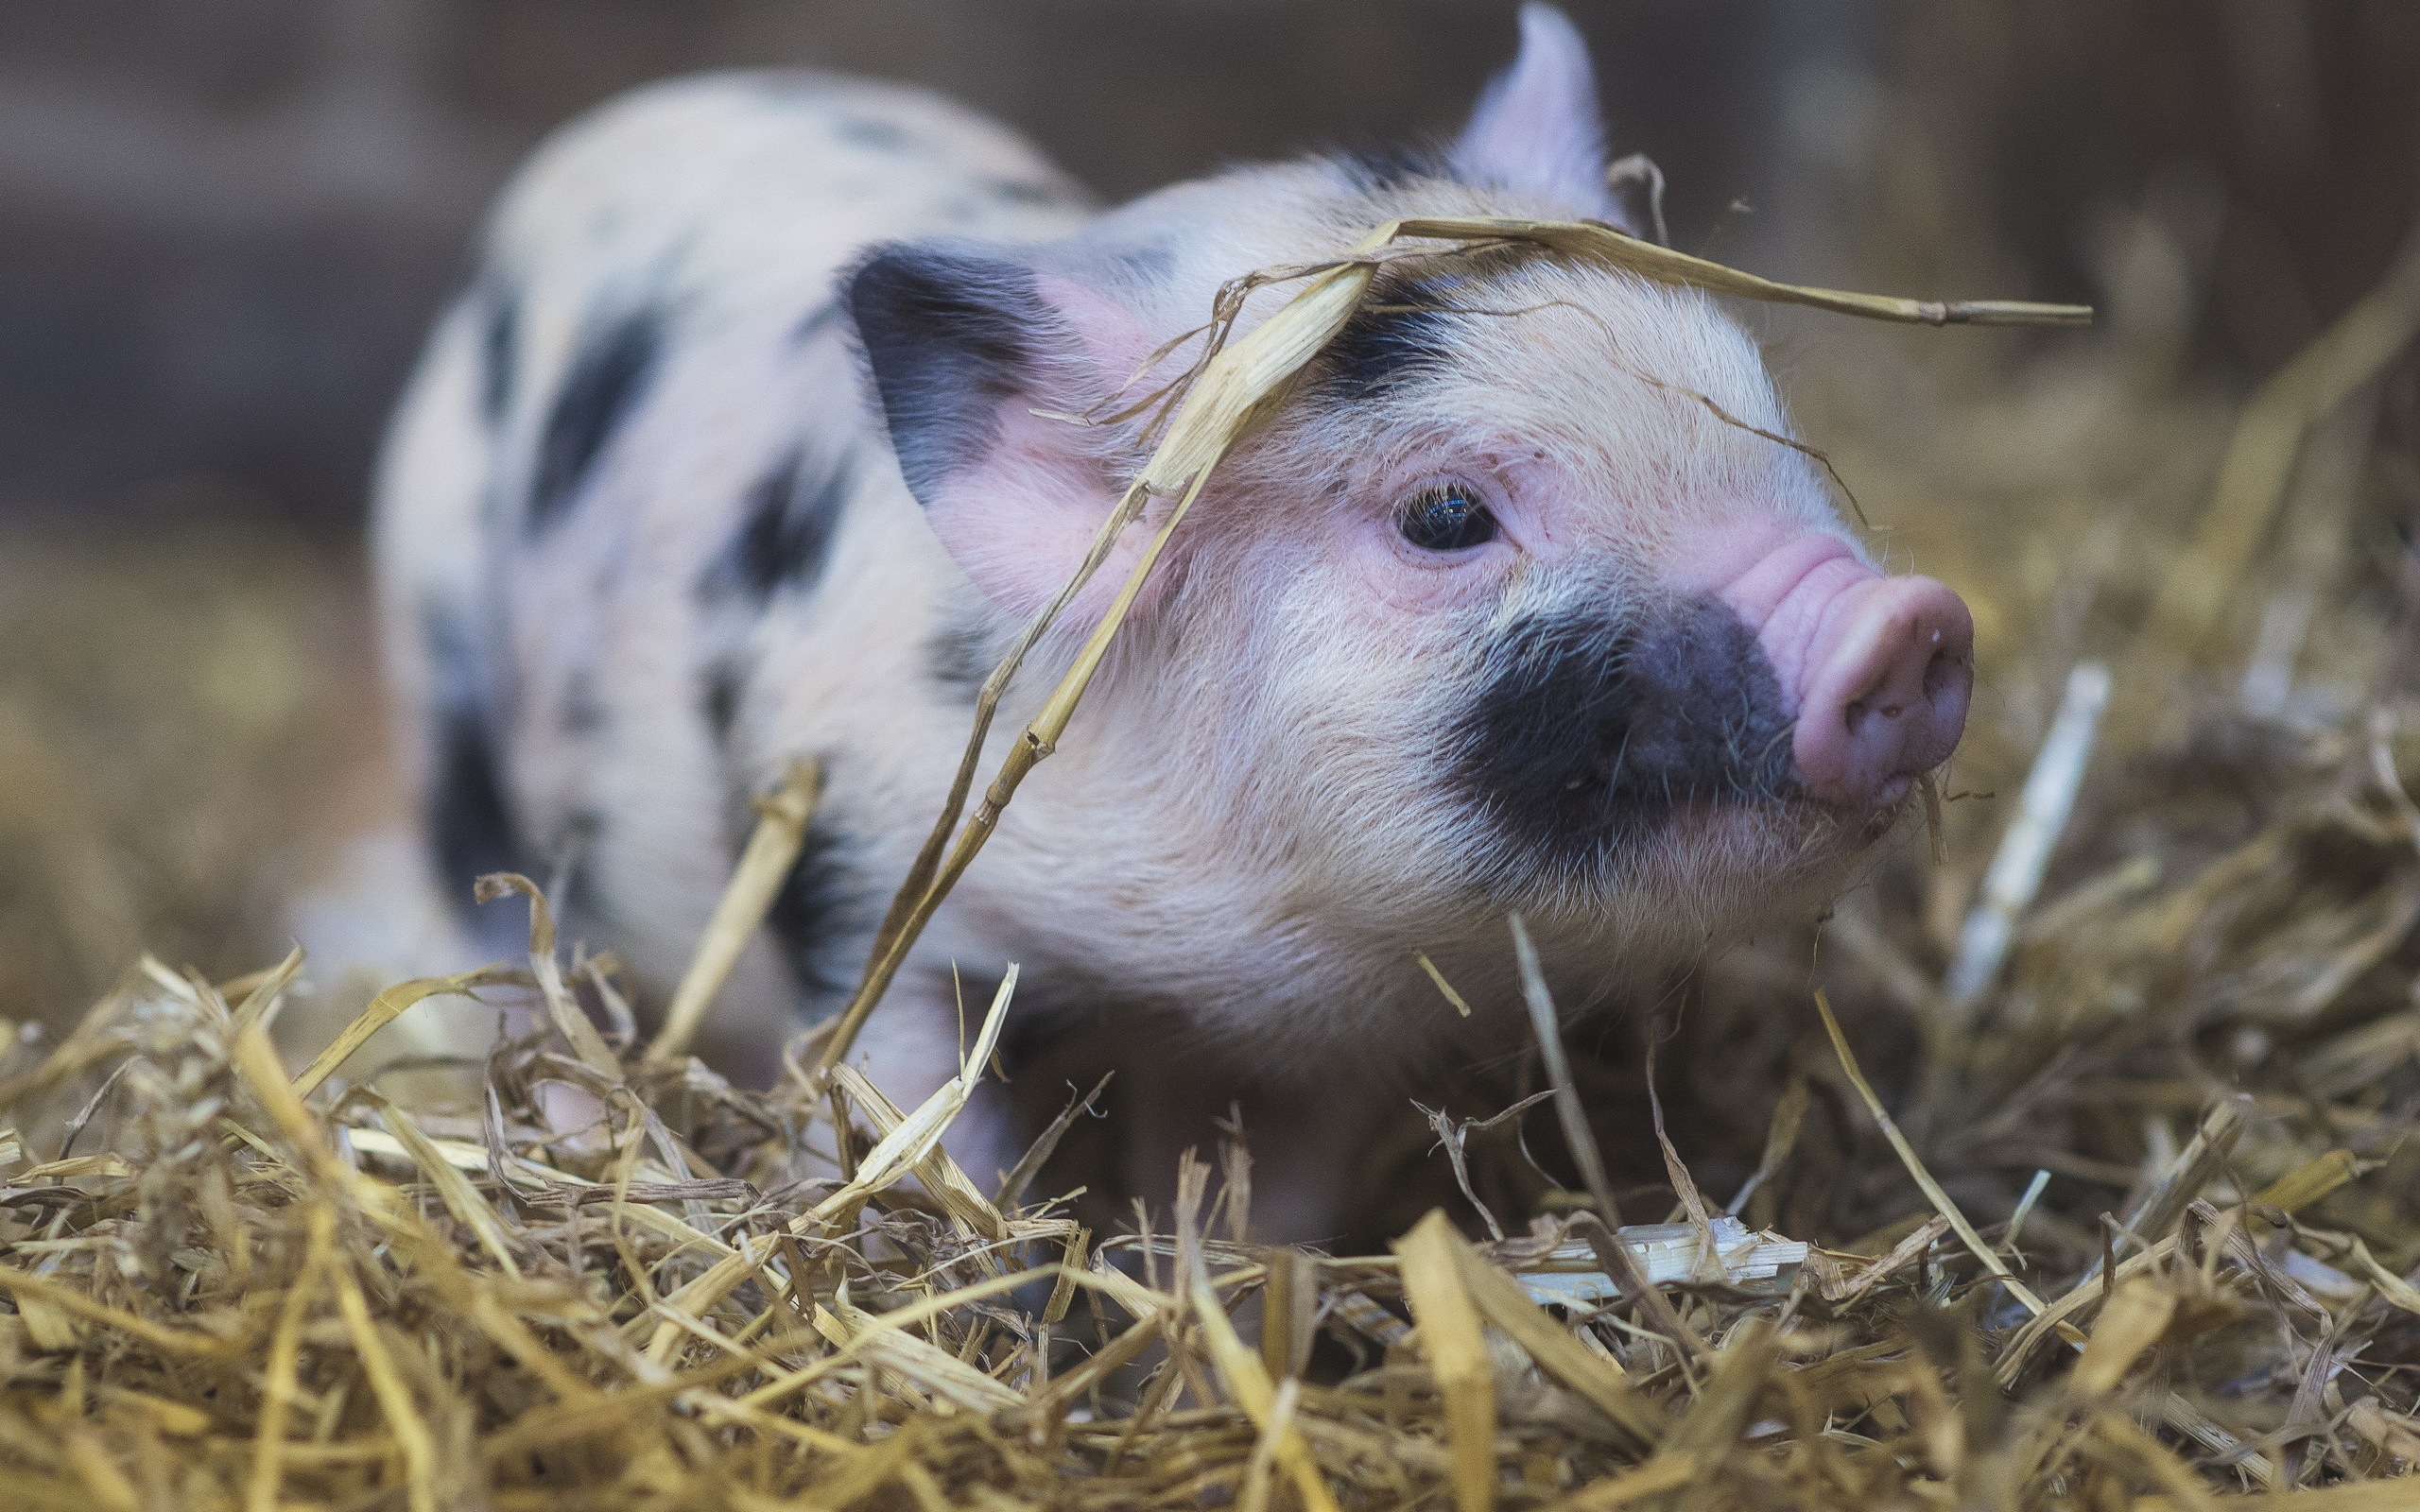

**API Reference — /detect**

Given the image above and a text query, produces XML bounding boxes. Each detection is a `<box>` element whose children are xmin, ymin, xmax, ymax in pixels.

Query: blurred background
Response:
<box><xmin>2</xmin><ymin>0</ymin><xmax>2413</xmax><ymax>533</ymax></box>
<box><xmin>3</xmin><ymin>0</ymin><xmax>2417</xmax><ymax>1110</ymax></box>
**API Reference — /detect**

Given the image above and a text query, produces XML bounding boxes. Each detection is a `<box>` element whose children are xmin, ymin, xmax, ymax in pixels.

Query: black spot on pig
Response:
<box><xmin>554</xmin><ymin>810</ymin><xmax>613</xmax><ymax>935</ymax></box>
<box><xmin>1322</xmin><ymin>273</ymin><xmax>1464</xmax><ymax>400</ymax></box>
<box><xmin>549</xmin><ymin>808</ymin><xmax>602</xmax><ymax>865</ymax></box>
<box><xmin>479</xmin><ymin>282</ymin><xmax>519</xmax><ymax>426</ymax></box>
<box><xmin>561</xmin><ymin>668</ymin><xmax>606</xmax><ymax>737</ymax></box>
<box><xmin>714</xmin><ymin>765</ymin><xmax>866</xmax><ymax>1005</ymax></box>
<box><xmin>848</xmin><ymin>245</ymin><xmax>1065</xmax><ymax>502</ymax></box>
<box><xmin>421</xmin><ymin>600</ymin><xmax>539</xmax><ymax>950</ymax></box>
<box><xmin>703</xmin><ymin>449</ymin><xmax>850</xmax><ymax>604</ymax></box>
<box><xmin>766</xmin><ymin>823</ymin><xmax>865</xmax><ymax>1001</ymax></box>
<box><xmin>1453</xmin><ymin>595</ymin><xmax>1799</xmax><ymax>877</ymax></box>
<box><xmin>528</xmin><ymin>306</ymin><xmax>664</xmax><ymax>531</ymax></box>
<box><xmin>430</xmin><ymin>708</ymin><xmax>527</xmax><ymax>911</ymax></box>
<box><xmin>420</xmin><ymin>596</ymin><xmax>481</xmax><ymax>705</ymax></box>
<box><xmin>700</xmin><ymin>657</ymin><xmax>747</xmax><ymax>748</ymax></box>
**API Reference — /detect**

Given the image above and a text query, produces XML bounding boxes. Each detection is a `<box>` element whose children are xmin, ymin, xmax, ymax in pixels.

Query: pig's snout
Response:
<box><xmin>1715</xmin><ymin>535</ymin><xmax>1974</xmax><ymax>811</ymax></box>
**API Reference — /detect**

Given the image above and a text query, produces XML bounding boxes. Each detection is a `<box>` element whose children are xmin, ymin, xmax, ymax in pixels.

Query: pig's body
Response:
<box><xmin>371</xmin><ymin>9</ymin><xmax>1973</xmax><ymax>1239</ymax></box>
<box><xmin>376</xmin><ymin>73</ymin><xmax>1096</xmax><ymax>1125</ymax></box>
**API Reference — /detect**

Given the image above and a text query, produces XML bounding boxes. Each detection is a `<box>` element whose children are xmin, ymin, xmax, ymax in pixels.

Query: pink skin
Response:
<box><xmin>1704</xmin><ymin>530</ymin><xmax>1974</xmax><ymax>810</ymax></box>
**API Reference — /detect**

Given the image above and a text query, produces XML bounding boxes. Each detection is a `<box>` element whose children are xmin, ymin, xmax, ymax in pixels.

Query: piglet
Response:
<box><xmin>365</xmin><ymin>4</ymin><xmax>1970</xmax><ymax>1239</ymax></box>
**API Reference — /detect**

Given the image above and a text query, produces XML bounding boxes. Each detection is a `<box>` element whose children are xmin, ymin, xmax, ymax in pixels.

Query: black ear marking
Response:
<box><xmin>845</xmin><ymin>244</ymin><xmax>1066</xmax><ymax>504</ymax></box>
<box><xmin>528</xmin><ymin>304</ymin><xmax>665</xmax><ymax>531</ymax></box>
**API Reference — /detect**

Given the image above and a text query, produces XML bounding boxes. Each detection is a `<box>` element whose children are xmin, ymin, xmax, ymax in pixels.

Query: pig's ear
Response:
<box><xmin>1449</xmin><ymin>4</ymin><xmax>1616</xmax><ymax>219</ymax></box>
<box><xmin>847</xmin><ymin>243</ymin><xmax>1153</xmax><ymax>616</ymax></box>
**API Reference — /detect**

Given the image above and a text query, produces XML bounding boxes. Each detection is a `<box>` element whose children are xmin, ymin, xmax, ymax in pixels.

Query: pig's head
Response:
<box><xmin>846</xmin><ymin>4</ymin><xmax>1972</xmax><ymax>979</ymax></box>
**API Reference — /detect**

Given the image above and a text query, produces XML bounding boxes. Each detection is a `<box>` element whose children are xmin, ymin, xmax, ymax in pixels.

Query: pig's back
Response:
<box><xmin>486</xmin><ymin>72</ymin><xmax>1094</xmax><ymax>335</ymax></box>
<box><xmin>372</xmin><ymin>72</ymin><xmax>1091</xmax><ymax>1032</ymax></box>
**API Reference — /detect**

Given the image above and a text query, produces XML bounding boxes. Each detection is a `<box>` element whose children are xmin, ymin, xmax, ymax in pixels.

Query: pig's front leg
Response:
<box><xmin>1121</xmin><ymin>1062</ymin><xmax>1401</xmax><ymax>1249</ymax></box>
<box><xmin>843</xmin><ymin>975</ymin><xmax>1027</xmax><ymax>1198</ymax></box>
<box><xmin>1236</xmin><ymin>1085</ymin><xmax>1404</xmax><ymax>1249</ymax></box>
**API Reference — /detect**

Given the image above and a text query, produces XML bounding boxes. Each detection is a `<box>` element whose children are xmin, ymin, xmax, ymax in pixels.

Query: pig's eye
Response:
<box><xmin>1396</xmin><ymin>484</ymin><xmax>1499</xmax><ymax>553</ymax></box>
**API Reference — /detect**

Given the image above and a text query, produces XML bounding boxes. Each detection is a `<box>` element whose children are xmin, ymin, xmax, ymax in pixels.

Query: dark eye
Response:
<box><xmin>1396</xmin><ymin>484</ymin><xmax>1499</xmax><ymax>553</ymax></box>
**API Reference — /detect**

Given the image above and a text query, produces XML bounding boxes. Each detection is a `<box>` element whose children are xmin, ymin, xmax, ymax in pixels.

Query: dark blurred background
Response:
<box><xmin>1</xmin><ymin>0</ymin><xmax>2411</xmax><ymax>532</ymax></box>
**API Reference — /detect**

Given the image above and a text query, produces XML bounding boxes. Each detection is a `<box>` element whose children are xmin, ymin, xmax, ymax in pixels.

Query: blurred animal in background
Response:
<box><xmin>346</xmin><ymin>4</ymin><xmax>1971</xmax><ymax>1241</ymax></box>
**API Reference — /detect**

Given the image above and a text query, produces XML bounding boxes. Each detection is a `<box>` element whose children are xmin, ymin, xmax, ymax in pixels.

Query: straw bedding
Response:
<box><xmin>4</xmin><ymin>218</ymin><xmax>2420</xmax><ymax>1510</ymax></box>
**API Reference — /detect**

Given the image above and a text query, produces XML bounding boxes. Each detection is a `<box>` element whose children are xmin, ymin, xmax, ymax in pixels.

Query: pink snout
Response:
<box><xmin>1716</xmin><ymin>534</ymin><xmax>1974</xmax><ymax>810</ymax></box>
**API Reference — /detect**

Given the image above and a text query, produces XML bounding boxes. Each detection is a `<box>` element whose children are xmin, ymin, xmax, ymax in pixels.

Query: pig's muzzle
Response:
<box><xmin>1451</xmin><ymin>535</ymin><xmax>1972</xmax><ymax>875</ymax></box>
<box><xmin>1453</xmin><ymin>595</ymin><xmax>1804</xmax><ymax>862</ymax></box>
<box><xmin>1712</xmin><ymin>534</ymin><xmax>1974</xmax><ymax>812</ymax></box>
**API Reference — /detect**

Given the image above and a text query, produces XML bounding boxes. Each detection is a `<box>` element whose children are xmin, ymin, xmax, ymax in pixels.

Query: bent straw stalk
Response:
<box><xmin>812</xmin><ymin>216</ymin><xmax>2090</xmax><ymax>1074</ymax></box>
<box><xmin>645</xmin><ymin>758</ymin><xmax>821</xmax><ymax>1065</ymax></box>
<box><xmin>1812</xmin><ymin>988</ymin><xmax>2049</xmax><ymax>1319</ymax></box>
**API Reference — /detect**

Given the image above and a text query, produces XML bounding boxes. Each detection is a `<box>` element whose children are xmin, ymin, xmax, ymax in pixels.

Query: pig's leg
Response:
<box><xmin>1120</xmin><ymin>1064</ymin><xmax>1400</xmax><ymax>1249</ymax></box>
<box><xmin>1237</xmin><ymin>1085</ymin><xmax>1404</xmax><ymax>1247</ymax></box>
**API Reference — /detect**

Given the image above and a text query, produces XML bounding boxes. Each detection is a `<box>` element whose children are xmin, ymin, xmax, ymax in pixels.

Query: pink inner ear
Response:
<box><xmin>1450</xmin><ymin>4</ymin><xmax>1611</xmax><ymax>216</ymax></box>
<box><xmin>922</xmin><ymin>400</ymin><xmax>1150</xmax><ymax>622</ymax></box>
<box><xmin>1035</xmin><ymin>274</ymin><xmax>1167</xmax><ymax>404</ymax></box>
<box><xmin>919</xmin><ymin>275</ymin><xmax>1170</xmax><ymax>623</ymax></box>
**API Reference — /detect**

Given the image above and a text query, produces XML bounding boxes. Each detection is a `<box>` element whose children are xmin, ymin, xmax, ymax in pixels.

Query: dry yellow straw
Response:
<box><xmin>1190</xmin><ymin>1276</ymin><xmax>1342</xmax><ymax>1512</ymax></box>
<box><xmin>290</xmin><ymin>963</ymin><xmax>526</xmax><ymax>1101</ymax></box>
<box><xmin>646</xmin><ymin>758</ymin><xmax>821</xmax><ymax>1065</ymax></box>
<box><xmin>2135</xmin><ymin>211</ymin><xmax>2420</xmax><ymax>663</ymax></box>
<box><xmin>1395</xmin><ymin>1210</ymin><xmax>1501</xmax><ymax>1512</ymax></box>
<box><xmin>1812</xmin><ymin>988</ymin><xmax>2048</xmax><ymax>1316</ymax></box>
<box><xmin>814</xmin><ymin>217</ymin><xmax>2090</xmax><ymax>1074</ymax></box>
<box><xmin>245</xmin><ymin>1205</ymin><xmax>335</xmax><ymax>1512</ymax></box>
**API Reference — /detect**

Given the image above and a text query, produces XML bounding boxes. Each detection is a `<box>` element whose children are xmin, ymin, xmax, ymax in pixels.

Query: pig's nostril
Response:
<box><xmin>1924</xmin><ymin>647</ymin><xmax>1965</xmax><ymax>702</ymax></box>
<box><xmin>1779</xmin><ymin>571</ymin><xmax>1975</xmax><ymax>809</ymax></box>
<box><xmin>1842</xmin><ymin>679</ymin><xmax>1907</xmax><ymax>732</ymax></box>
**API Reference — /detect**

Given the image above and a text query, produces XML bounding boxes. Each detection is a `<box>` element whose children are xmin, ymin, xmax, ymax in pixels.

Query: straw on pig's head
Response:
<box><xmin>847</xmin><ymin>5</ymin><xmax>1971</xmax><ymax>972</ymax></box>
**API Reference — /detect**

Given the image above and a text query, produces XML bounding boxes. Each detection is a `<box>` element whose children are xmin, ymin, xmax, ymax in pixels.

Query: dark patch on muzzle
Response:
<box><xmin>1452</xmin><ymin>596</ymin><xmax>1801</xmax><ymax>867</ymax></box>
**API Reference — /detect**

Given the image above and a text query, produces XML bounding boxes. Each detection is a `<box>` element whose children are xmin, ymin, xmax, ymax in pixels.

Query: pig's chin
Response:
<box><xmin>1480</xmin><ymin>788</ymin><xmax>1909</xmax><ymax>949</ymax></box>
